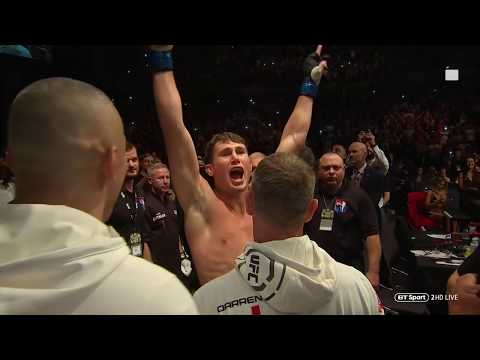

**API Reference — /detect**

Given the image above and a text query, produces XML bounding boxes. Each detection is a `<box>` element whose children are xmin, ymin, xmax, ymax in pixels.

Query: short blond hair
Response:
<box><xmin>147</xmin><ymin>161</ymin><xmax>168</xmax><ymax>177</ymax></box>
<box><xmin>147</xmin><ymin>161</ymin><xmax>175</xmax><ymax>201</ymax></box>
<box><xmin>252</xmin><ymin>152</ymin><xmax>316</xmax><ymax>228</ymax></box>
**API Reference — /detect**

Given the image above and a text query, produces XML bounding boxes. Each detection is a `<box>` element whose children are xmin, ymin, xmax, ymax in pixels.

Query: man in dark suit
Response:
<box><xmin>347</xmin><ymin>142</ymin><xmax>385</xmax><ymax>208</ymax></box>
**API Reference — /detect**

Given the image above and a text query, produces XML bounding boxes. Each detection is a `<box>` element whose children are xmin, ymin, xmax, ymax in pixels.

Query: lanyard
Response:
<box><xmin>321</xmin><ymin>195</ymin><xmax>336</xmax><ymax>210</ymax></box>
<box><xmin>178</xmin><ymin>236</ymin><xmax>189</xmax><ymax>260</ymax></box>
<box><xmin>120</xmin><ymin>191</ymin><xmax>138</xmax><ymax>224</ymax></box>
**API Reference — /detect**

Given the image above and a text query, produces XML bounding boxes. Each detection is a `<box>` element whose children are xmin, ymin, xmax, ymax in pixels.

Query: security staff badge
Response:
<box><xmin>180</xmin><ymin>248</ymin><xmax>192</xmax><ymax>276</ymax></box>
<box><xmin>130</xmin><ymin>232</ymin><xmax>142</xmax><ymax>257</ymax></box>
<box><xmin>179</xmin><ymin>238</ymin><xmax>192</xmax><ymax>276</ymax></box>
<box><xmin>181</xmin><ymin>258</ymin><xmax>192</xmax><ymax>277</ymax></box>
<box><xmin>136</xmin><ymin>196</ymin><xmax>145</xmax><ymax>210</ymax></box>
<box><xmin>319</xmin><ymin>209</ymin><xmax>335</xmax><ymax>232</ymax></box>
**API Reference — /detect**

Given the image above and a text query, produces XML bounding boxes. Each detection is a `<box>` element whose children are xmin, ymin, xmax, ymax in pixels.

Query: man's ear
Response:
<box><xmin>246</xmin><ymin>189</ymin><xmax>254</xmax><ymax>216</ymax></box>
<box><xmin>147</xmin><ymin>177</ymin><xmax>153</xmax><ymax>186</ymax></box>
<box><xmin>101</xmin><ymin>145</ymin><xmax>118</xmax><ymax>186</ymax></box>
<box><xmin>304</xmin><ymin>198</ymin><xmax>319</xmax><ymax>223</ymax></box>
<box><xmin>205</xmin><ymin>164</ymin><xmax>214</xmax><ymax>177</ymax></box>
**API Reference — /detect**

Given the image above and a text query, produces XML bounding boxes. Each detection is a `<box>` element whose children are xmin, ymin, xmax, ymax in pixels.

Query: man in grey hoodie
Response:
<box><xmin>0</xmin><ymin>77</ymin><xmax>198</xmax><ymax>315</ymax></box>
<box><xmin>193</xmin><ymin>152</ymin><xmax>382</xmax><ymax>315</ymax></box>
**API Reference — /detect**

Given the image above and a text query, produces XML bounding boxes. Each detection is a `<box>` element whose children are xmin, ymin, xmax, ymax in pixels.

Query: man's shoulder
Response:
<box><xmin>117</xmin><ymin>255</ymin><xmax>179</xmax><ymax>282</ymax></box>
<box><xmin>135</xmin><ymin>182</ymin><xmax>147</xmax><ymax>197</ymax></box>
<box><xmin>338</xmin><ymin>182</ymin><xmax>369</xmax><ymax>203</ymax></box>
<box><xmin>365</xmin><ymin>165</ymin><xmax>385</xmax><ymax>178</ymax></box>
<box><xmin>194</xmin><ymin>269</ymin><xmax>253</xmax><ymax>313</ymax></box>
<box><xmin>194</xmin><ymin>269</ymin><xmax>243</xmax><ymax>298</ymax></box>
<box><xmin>113</xmin><ymin>256</ymin><xmax>190</xmax><ymax>295</ymax></box>
<box><xmin>334</xmin><ymin>261</ymin><xmax>368</xmax><ymax>281</ymax></box>
<box><xmin>141</xmin><ymin>187</ymin><xmax>153</xmax><ymax>202</ymax></box>
<box><xmin>333</xmin><ymin>262</ymin><xmax>377</xmax><ymax>297</ymax></box>
<box><xmin>99</xmin><ymin>256</ymin><xmax>198</xmax><ymax>314</ymax></box>
<box><xmin>143</xmin><ymin>189</ymin><xmax>163</xmax><ymax>208</ymax></box>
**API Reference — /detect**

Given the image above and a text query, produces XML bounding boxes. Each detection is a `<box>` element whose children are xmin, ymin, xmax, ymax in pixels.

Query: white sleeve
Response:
<box><xmin>193</xmin><ymin>287</ymin><xmax>217</xmax><ymax>315</ymax></box>
<box><xmin>360</xmin><ymin>278</ymin><xmax>384</xmax><ymax>315</ymax></box>
<box><xmin>373</xmin><ymin>292</ymin><xmax>385</xmax><ymax>315</ymax></box>
<box><xmin>162</xmin><ymin>276</ymin><xmax>200</xmax><ymax>315</ymax></box>
<box><xmin>193</xmin><ymin>289</ymin><xmax>207</xmax><ymax>314</ymax></box>
<box><xmin>372</xmin><ymin>145</ymin><xmax>389</xmax><ymax>174</ymax></box>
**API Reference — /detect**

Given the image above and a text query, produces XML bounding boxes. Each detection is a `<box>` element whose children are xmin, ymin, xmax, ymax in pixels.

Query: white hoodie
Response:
<box><xmin>194</xmin><ymin>236</ymin><xmax>383</xmax><ymax>315</ymax></box>
<box><xmin>0</xmin><ymin>204</ymin><xmax>198</xmax><ymax>315</ymax></box>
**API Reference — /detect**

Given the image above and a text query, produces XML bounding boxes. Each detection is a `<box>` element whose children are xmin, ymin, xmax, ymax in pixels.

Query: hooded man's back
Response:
<box><xmin>0</xmin><ymin>204</ymin><xmax>198</xmax><ymax>315</ymax></box>
<box><xmin>193</xmin><ymin>236</ymin><xmax>382</xmax><ymax>315</ymax></box>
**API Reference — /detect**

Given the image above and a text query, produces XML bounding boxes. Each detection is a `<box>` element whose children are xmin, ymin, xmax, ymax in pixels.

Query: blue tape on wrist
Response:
<box><xmin>148</xmin><ymin>50</ymin><xmax>173</xmax><ymax>72</ymax></box>
<box><xmin>299</xmin><ymin>80</ymin><xmax>318</xmax><ymax>98</ymax></box>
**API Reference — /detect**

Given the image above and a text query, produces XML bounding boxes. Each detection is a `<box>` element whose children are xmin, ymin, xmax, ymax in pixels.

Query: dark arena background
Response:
<box><xmin>1</xmin><ymin>45</ymin><xmax>479</xmax><ymax>160</ymax></box>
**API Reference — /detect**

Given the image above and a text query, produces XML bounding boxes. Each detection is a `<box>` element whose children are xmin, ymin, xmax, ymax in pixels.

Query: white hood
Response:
<box><xmin>0</xmin><ymin>204</ymin><xmax>130</xmax><ymax>314</ymax></box>
<box><xmin>235</xmin><ymin>236</ymin><xmax>337</xmax><ymax>314</ymax></box>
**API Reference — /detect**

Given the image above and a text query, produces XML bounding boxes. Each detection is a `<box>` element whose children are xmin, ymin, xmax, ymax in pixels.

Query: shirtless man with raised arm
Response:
<box><xmin>149</xmin><ymin>45</ymin><xmax>327</xmax><ymax>285</ymax></box>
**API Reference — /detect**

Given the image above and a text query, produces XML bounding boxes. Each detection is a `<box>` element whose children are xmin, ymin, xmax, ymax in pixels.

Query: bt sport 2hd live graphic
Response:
<box><xmin>394</xmin><ymin>293</ymin><xmax>459</xmax><ymax>303</ymax></box>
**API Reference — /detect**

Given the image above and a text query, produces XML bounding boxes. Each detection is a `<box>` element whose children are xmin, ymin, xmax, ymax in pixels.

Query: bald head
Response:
<box><xmin>348</xmin><ymin>142</ymin><xmax>368</xmax><ymax>169</ymax></box>
<box><xmin>9</xmin><ymin>77</ymin><xmax>125</xmax><ymax>175</ymax></box>
<box><xmin>8</xmin><ymin>77</ymin><xmax>127</xmax><ymax>221</ymax></box>
<box><xmin>331</xmin><ymin>144</ymin><xmax>347</xmax><ymax>160</ymax></box>
<box><xmin>250</xmin><ymin>152</ymin><xmax>266</xmax><ymax>172</ymax></box>
<box><xmin>320</xmin><ymin>152</ymin><xmax>344</xmax><ymax>164</ymax></box>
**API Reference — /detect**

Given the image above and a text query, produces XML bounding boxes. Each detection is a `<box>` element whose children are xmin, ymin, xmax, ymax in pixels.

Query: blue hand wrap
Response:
<box><xmin>148</xmin><ymin>50</ymin><xmax>173</xmax><ymax>72</ymax></box>
<box><xmin>299</xmin><ymin>79</ymin><xmax>318</xmax><ymax>98</ymax></box>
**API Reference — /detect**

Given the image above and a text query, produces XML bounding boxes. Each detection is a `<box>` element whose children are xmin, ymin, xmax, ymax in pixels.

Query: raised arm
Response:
<box><xmin>149</xmin><ymin>46</ymin><xmax>211</xmax><ymax>212</ymax></box>
<box><xmin>276</xmin><ymin>45</ymin><xmax>327</xmax><ymax>154</ymax></box>
<box><xmin>368</xmin><ymin>131</ymin><xmax>390</xmax><ymax>174</ymax></box>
